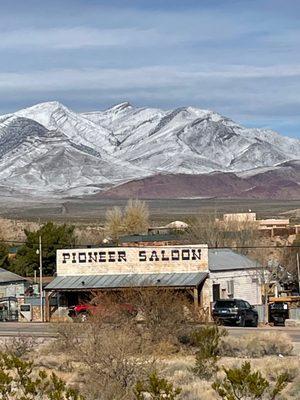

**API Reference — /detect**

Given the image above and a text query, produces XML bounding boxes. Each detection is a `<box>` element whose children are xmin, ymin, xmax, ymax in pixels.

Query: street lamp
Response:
<box><xmin>35</xmin><ymin>235</ymin><xmax>43</xmax><ymax>322</ymax></box>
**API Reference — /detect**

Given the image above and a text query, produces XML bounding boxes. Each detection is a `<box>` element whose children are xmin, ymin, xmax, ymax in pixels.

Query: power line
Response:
<box><xmin>0</xmin><ymin>238</ymin><xmax>300</xmax><ymax>250</ymax></box>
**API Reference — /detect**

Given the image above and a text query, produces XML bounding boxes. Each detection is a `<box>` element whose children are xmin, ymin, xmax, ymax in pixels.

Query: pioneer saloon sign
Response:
<box><xmin>57</xmin><ymin>245</ymin><xmax>208</xmax><ymax>276</ymax></box>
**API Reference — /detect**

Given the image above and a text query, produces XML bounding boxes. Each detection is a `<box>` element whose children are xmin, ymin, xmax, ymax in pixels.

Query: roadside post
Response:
<box><xmin>297</xmin><ymin>253</ymin><xmax>300</xmax><ymax>295</ymax></box>
<box><xmin>36</xmin><ymin>236</ymin><xmax>43</xmax><ymax>322</ymax></box>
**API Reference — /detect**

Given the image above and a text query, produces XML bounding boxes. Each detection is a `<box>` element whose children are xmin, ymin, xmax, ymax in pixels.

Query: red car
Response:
<box><xmin>68</xmin><ymin>302</ymin><xmax>138</xmax><ymax>322</ymax></box>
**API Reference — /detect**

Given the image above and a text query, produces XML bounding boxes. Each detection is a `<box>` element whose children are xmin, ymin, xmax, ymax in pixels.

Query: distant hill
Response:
<box><xmin>96</xmin><ymin>161</ymin><xmax>300</xmax><ymax>199</ymax></box>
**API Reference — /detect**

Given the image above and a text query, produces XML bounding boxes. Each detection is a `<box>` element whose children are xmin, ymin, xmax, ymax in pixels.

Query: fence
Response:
<box><xmin>289</xmin><ymin>308</ymin><xmax>300</xmax><ymax>320</ymax></box>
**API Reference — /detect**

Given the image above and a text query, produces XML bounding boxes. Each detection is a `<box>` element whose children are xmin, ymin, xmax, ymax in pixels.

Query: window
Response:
<box><xmin>244</xmin><ymin>301</ymin><xmax>251</xmax><ymax>309</ymax></box>
<box><xmin>214</xmin><ymin>300</ymin><xmax>236</xmax><ymax>308</ymax></box>
<box><xmin>20</xmin><ymin>304</ymin><xmax>31</xmax><ymax>312</ymax></box>
<box><xmin>227</xmin><ymin>280</ymin><xmax>234</xmax><ymax>296</ymax></box>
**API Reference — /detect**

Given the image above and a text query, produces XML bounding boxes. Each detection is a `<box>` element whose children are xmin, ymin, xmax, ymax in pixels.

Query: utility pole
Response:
<box><xmin>297</xmin><ymin>253</ymin><xmax>300</xmax><ymax>295</ymax></box>
<box><xmin>39</xmin><ymin>235</ymin><xmax>43</xmax><ymax>322</ymax></box>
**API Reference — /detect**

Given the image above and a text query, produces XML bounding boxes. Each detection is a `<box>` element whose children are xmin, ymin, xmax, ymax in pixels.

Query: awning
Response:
<box><xmin>45</xmin><ymin>272</ymin><xmax>208</xmax><ymax>291</ymax></box>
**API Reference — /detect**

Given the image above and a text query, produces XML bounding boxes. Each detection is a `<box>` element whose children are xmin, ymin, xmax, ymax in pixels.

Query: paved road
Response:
<box><xmin>0</xmin><ymin>323</ymin><xmax>57</xmax><ymax>338</ymax></box>
<box><xmin>0</xmin><ymin>323</ymin><xmax>300</xmax><ymax>342</ymax></box>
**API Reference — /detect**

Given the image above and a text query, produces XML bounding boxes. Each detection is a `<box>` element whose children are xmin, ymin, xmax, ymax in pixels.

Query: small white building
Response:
<box><xmin>0</xmin><ymin>268</ymin><xmax>29</xmax><ymax>298</ymax></box>
<box><xmin>208</xmin><ymin>249</ymin><xmax>262</xmax><ymax>306</ymax></box>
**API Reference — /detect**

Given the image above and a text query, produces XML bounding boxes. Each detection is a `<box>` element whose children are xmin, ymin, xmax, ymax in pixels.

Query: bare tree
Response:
<box><xmin>247</xmin><ymin>248</ymin><xmax>290</xmax><ymax>323</ymax></box>
<box><xmin>104</xmin><ymin>206</ymin><xmax>124</xmax><ymax>242</ymax></box>
<box><xmin>105</xmin><ymin>200</ymin><xmax>150</xmax><ymax>242</ymax></box>
<box><xmin>123</xmin><ymin>199</ymin><xmax>149</xmax><ymax>235</ymax></box>
<box><xmin>186</xmin><ymin>214</ymin><xmax>259</xmax><ymax>253</ymax></box>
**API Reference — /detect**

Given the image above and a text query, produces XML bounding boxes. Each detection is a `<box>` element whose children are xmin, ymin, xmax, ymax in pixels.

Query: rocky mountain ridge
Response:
<box><xmin>0</xmin><ymin>101</ymin><xmax>299</xmax><ymax>198</ymax></box>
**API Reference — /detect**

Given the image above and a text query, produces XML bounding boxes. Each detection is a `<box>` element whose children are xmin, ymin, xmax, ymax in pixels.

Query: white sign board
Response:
<box><xmin>57</xmin><ymin>245</ymin><xmax>208</xmax><ymax>276</ymax></box>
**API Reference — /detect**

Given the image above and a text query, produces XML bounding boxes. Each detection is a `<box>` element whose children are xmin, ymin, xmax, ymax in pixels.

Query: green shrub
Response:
<box><xmin>0</xmin><ymin>352</ymin><xmax>85</xmax><ymax>400</ymax></box>
<box><xmin>134</xmin><ymin>371</ymin><xmax>181</xmax><ymax>400</ymax></box>
<box><xmin>191</xmin><ymin>324</ymin><xmax>227</xmax><ymax>379</ymax></box>
<box><xmin>212</xmin><ymin>361</ymin><xmax>291</xmax><ymax>400</ymax></box>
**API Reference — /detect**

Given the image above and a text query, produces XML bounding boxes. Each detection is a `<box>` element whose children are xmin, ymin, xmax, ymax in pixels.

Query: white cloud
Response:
<box><xmin>0</xmin><ymin>27</ymin><xmax>177</xmax><ymax>49</ymax></box>
<box><xmin>0</xmin><ymin>64</ymin><xmax>300</xmax><ymax>92</ymax></box>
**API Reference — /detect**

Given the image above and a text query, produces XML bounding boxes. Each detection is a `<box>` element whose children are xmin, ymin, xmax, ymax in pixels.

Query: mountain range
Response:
<box><xmin>0</xmin><ymin>101</ymin><xmax>299</xmax><ymax>199</ymax></box>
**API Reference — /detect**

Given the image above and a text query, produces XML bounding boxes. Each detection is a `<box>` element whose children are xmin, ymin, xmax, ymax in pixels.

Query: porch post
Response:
<box><xmin>45</xmin><ymin>291</ymin><xmax>50</xmax><ymax>322</ymax></box>
<box><xmin>193</xmin><ymin>287</ymin><xmax>199</xmax><ymax>308</ymax></box>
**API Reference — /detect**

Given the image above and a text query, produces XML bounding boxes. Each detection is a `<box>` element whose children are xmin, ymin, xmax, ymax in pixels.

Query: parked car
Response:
<box><xmin>212</xmin><ymin>299</ymin><xmax>258</xmax><ymax>327</ymax></box>
<box><xmin>269</xmin><ymin>302</ymin><xmax>289</xmax><ymax>326</ymax></box>
<box><xmin>68</xmin><ymin>302</ymin><xmax>138</xmax><ymax>322</ymax></box>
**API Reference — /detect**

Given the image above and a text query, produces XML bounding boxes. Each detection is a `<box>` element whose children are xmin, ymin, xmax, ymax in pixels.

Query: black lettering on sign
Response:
<box><xmin>139</xmin><ymin>250</ymin><xmax>146</xmax><ymax>262</ymax></box>
<box><xmin>171</xmin><ymin>250</ymin><xmax>180</xmax><ymax>260</ymax></box>
<box><xmin>118</xmin><ymin>251</ymin><xmax>127</xmax><ymax>262</ymax></box>
<box><xmin>62</xmin><ymin>253</ymin><xmax>70</xmax><ymax>263</ymax></box>
<box><xmin>149</xmin><ymin>250</ymin><xmax>159</xmax><ymax>261</ymax></box>
<box><xmin>108</xmin><ymin>251</ymin><xmax>116</xmax><ymax>262</ymax></box>
<box><xmin>79</xmin><ymin>252</ymin><xmax>87</xmax><ymax>263</ymax></box>
<box><xmin>99</xmin><ymin>252</ymin><xmax>106</xmax><ymax>262</ymax></box>
<box><xmin>72</xmin><ymin>253</ymin><xmax>77</xmax><ymax>263</ymax></box>
<box><xmin>182</xmin><ymin>249</ymin><xmax>190</xmax><ymax>260</ymax></box>
<box><xmin>88</xmin><ymin>252</ymin><xmax>97</xmax><ymax>262</ymax></box>
<box><xmin>161</xmin><ymin>250</ymin><xmax>169</xmax><ymax>261</ymax></box>
<box><xmin>191</xmin><ymin>249</ymin><xmax>201</xmax><ymax>260</ymax></box>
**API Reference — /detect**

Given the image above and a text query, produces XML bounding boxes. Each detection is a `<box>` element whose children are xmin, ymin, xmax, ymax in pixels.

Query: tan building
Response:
<box><xmin>45</xmin><ymin>244</ymin><xmax>210</xmax><ymax>321</ymax></box>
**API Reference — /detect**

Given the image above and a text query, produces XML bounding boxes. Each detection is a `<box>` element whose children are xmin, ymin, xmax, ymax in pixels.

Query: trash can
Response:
<box><xmin>269</xmin><ymin>302</ymin><xmax>289</xmax><ymax>326</ymax></box>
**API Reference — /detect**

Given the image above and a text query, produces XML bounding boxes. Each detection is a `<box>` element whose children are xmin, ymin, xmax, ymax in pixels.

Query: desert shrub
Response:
<box><xmin>219</xmin><ymin>332</ymin><xmax>293</xmax><ymax>358</ymax></box>
<box><xmin>55</xmin><ymin>312</ymin><xmax>154</xmax><ymax>400</ymax></box>
<box><xmin>0</xmin><ymin>352</ymin><xmax>85</xmax><ymax>399</ymax></box>
<box><xmin>134</xmin><ymin>371</ymin><xmax>181</xmax><ymax>400</ymax></box>
<box><xmin>191</xmin><ymin>324</ymin><xmax>227</xmax><ymax>379</ymax></box>
<box><xmin>286</xmin><ymin>374</ymin><xmax>300</xmax><ymax>398</ymax></box>
<box><xmin>53</xmin><ymin>322</ymin><xmax>84</xmax><ymax>353</ymax></box>
<box><xmin>3</xmin><ymin>335</ymin><xmax>37</xmax><ymax>358</ymax></box>
<box><xmin>118</xmin><ymin>288</ymin><xmax>194</xmax><ymax>349</ymax></box>
<box><xmin>212</xmin><ymin>361</ymin><xmax>291</xmax><ymax>400</ymax></box>
<box><xmin>265</xmin><ymin>359</ymin><xmax>299</xmax><ymax>383</ymax></box>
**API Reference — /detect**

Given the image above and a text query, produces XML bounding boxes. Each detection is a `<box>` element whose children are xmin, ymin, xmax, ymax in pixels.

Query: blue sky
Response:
<box><xmin>1</xmin><ymin>0</ymin><xmax>300</xmax><ymax>138</ymax></box>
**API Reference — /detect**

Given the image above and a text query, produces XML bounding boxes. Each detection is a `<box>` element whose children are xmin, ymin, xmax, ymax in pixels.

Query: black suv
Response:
<box><xmin>212</xmin><ymin>299</ymin><xmax>258</xmax><ymax>327</ymax></box>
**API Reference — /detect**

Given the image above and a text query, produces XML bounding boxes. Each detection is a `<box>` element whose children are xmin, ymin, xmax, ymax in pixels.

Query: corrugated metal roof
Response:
<box><xmin>0</xmin><ymin>268</ymin><xmax>28</xmax><ymax>284</ymax></box>
<box><xmin>45</xmin><ymin>272</ymin><xmax>208</xmax><ymax>291</ymax></box>
<box><xmin>208</xmin><ymin>249</ymin><xmax>258</xmax><ymax>271</ymax></box>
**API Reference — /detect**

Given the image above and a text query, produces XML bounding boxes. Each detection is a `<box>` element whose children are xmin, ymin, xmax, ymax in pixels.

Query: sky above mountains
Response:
<box><xmin>1</xmin><ymin>0</ymin><xmax>300</xmax><ymax>138</ymax></box>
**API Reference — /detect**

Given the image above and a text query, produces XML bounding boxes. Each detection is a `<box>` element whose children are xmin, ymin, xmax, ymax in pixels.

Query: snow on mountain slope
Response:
<box><xmin>0</xmin><ymin>101</ymin><xmax>299</xmax><ymax>197</ymax></box>
<box><xmin>0</xmin><ymin>114</ymin><xmax>150</xmax><ymax>196</ymax></box>
<box><xmin>83</xmin><ymin>104</ymin><xmax>300</xmax><ymax>174</ymax></box>
<box><xmin>15</xmin><ymin>101</ymin><xmax>118</xmax><ymax>153</ymax></box>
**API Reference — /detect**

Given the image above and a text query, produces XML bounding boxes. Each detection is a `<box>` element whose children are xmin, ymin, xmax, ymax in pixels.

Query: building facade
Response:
<box><xmin>45</xmin><ymin>244</ymin><xmax>210</xmax><ymax>321</ymax></box>
<box><xmin>208</xmin><ymin>249</ymin><xmax>262</xmax><ymax>305</ymax></box>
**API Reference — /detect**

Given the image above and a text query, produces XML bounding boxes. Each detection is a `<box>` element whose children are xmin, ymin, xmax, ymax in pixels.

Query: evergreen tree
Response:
<box><xmin>11</xmin><ymin>222</ymin><xmax>76</xmax><ymax>276</ymax></box>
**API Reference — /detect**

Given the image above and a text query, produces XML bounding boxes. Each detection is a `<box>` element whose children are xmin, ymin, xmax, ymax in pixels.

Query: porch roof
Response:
<box><xmin>45</xmin><ymin>271</ymin><xmax>208</xmax><ymax>291</ymax></box>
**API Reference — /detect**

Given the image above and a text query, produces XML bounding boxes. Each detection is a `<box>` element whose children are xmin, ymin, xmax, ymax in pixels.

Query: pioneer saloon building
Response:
<box><xmin>44</xmin><ymin>244</ymin><xmax>210</xmax><ymax>321</ymax></box>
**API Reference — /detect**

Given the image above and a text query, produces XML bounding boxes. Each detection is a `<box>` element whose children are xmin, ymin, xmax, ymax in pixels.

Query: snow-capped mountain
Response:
<box><xmin>0</xmin><ymin>101</ymin><xmax>299</xmax><ymax>197</ymax></box>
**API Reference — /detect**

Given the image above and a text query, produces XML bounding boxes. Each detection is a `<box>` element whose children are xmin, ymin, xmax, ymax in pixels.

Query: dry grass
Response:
<box><xmin>219</xmin><ymin>332</ymin><xmax>293</xmax><ymax>358</ymax></box>
<box><xmin>161</xmin><ymin>354</ymin><xmax>300</xmax><ymax>400</ymax></box>
<box><xmin>8</xmin><ymin>335</ymin><xmax>299</xmax><ymax>400</ymax></box>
